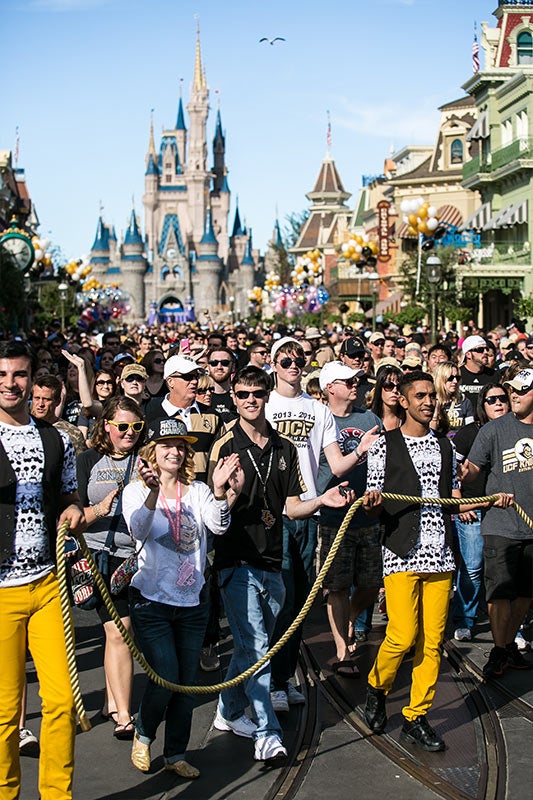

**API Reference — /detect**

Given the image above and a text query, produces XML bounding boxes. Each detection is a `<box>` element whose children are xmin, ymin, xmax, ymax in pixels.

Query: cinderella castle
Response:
<box><xmin>88</xmin><ymin>27</ymin><xmax>258</xmax><ymax>324</ymax></box>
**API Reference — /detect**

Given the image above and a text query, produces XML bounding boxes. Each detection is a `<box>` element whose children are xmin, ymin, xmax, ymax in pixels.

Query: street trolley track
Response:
<box><xmin>286</xmin><ymin>641</ymin><xmax>511</xmax><ymax>800</ymax></box>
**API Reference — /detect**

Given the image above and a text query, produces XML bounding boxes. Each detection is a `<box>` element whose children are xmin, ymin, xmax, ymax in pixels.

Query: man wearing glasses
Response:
<box><xmin>119</xmin><ymin>363</ymin><xmax>148</xmax><ymax>410</ymax></box>
<box><xmin>459</xmin><ymin>335</ymin><xmax>496</xmax><ymax>416</ymax></box>
<box><xmin>247</xmin><ymin>342</ymin><xmax>272</xmax><ymax>374</ymax></box>
<box><xmin>339</xmin><ymin>336</ymin><xmax>374</xmax><ymax>407</ymax></box>
<box><xmin>463</xmin><ymin>368</ymin><xmax>533</xmax><ymax>679</ymax></box>
<box><xmin>207</xmin><ymin>347</ymin><xmax>237</xmax><ymax>422</ymax></box>
<box><xmin>523</xmin><ymin>335</ymin><xmax>533</xmax><ymax>364</ymax></box>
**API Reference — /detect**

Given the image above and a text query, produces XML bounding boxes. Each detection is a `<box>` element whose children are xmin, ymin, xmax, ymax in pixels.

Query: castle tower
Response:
<box><xmin>192</xmin><ymin>207</ymin><xmax>220</xmax><ymax>311</ymax></box>
<box><xmin>210</xmin><ymin>108</ymin><xmax>230</xmax><ymax>261</ymax></box>
<box><xmin>121</xmin><ymin>208</ymin><xmax>147</xmax><ymax>321</ymax></box>
<box><xmin>143</xmin><ymin>114</ymin><xmax>159</xmax><ymax>258</ymax></box>
<box><xmin>176</xmin><ymin>93</ymin><xmax>187</xmax><ymax>167</ymax></box>
<box><xmin>89</xmin><ymin>216</ymin><xmax>111</xmax><ymax>282</ymax></box>
<box><xmin>186</xmin><ymin>23</ymin><xmax>210</xmax><ymax>243</ymax></box>
<box><xmin>235</xmin><ymin>229</ymin><xmax>256</xmax><ymax>318</ymax></box>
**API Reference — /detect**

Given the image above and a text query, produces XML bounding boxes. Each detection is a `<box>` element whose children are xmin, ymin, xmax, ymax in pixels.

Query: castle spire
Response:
<box><xmin>148</xmin><ymin>109</ymin><xmax>156</xmax><ymax>157</ymax></box>
<box><xmin>193</xmin><ymin>18</ymin><xmax>207</xmax><ymax>92</ymax></box>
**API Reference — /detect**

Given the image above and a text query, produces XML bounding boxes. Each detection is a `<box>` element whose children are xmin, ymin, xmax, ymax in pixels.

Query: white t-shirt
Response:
<box><xmin>122</xmin><ymin>480</ymin><xmax>230</xmax><ymax>607</ymax></box>
<box><xmin>265</xmin><ymin>390</ymin><xmax>338</xmax><ymax>500</ymax></box>
<box><xmin>0</xmin><ymin>419</ymin><xmax>77</xmax><ymax>587</ymax></box>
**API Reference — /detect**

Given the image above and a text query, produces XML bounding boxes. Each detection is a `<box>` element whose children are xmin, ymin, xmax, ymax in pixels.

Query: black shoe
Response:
<box><xmin>483</xmin><ymin>646</ymin><xmax>508</xmax><ymax>679</ymax></box>
<box><xmin>506</xmin><ymin>641</ymin><xmax>532</xmax><ymax>670</ymax></box>
<box><xmin>401</xmin><ymin>715</ymin><xmax>445</xmax><ymax>752</ymax></box>
<box><xmin>353</xmin><ymin>630</ymin><xmax>368</xmax><ymax>642</ymax></box>
<box><xmin>363</xmin><ymin>685</ymin><xmax>387</xmax><ymax>733</ymax></box>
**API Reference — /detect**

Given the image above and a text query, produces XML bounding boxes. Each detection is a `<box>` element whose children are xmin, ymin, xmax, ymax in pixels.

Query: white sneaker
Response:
<box><xmin>270</xmin><ymin>690</ymin><xmax>289</xmax><ymax>713</ymax></box>
<box><xmin>19</xmin><ymin>728</ymin><xmax>38</xmax><ymax>751</ymax></box>
<box><xmin>287</xmin><ymin>684</ymin><xmax>306</xmax><ymax>705</ymax></box>
<box><xmin>254</xmin><ymin>733</ymin><xmax>287</xmax><ymax>761</ymax></box>
<box><xmin>213</xmin><ymin>709</ymin><xmax>257</xmax><ymax>738</ymax></box>
<box><xmin>515</xmin><ymin>629</ymin><xmax>529</xmax><ymax>651</ymax></box>
<box><xmin>454</xmin><ymin>627</ymin><xmax>472</xmax><ymax>642</ymax></box>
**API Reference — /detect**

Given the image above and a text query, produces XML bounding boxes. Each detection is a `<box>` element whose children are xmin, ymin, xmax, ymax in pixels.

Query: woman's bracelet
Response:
<box><xmin>93</xmin><ymin>503</ymin><xmax>103</xmax><ymax>519</ymax></box>
<box><xmin>214</xmin><ymin>490</ymin><xmax>227</xmax><ymax>501</ymax></box>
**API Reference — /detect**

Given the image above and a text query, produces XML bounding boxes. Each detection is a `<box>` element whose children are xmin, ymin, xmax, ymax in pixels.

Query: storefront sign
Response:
<box><xmin>463</xmin><ymin>276</ymin><xmax>523</xmax><ymax>291</ymax></box>
<box><xmin>377</xmin><ymin>201</ymin><xmax>391</xmax><ymax>262</ymax></box>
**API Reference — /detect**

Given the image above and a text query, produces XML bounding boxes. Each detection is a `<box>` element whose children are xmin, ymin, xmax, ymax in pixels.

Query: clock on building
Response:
<box><xmin>166</xmin><ymin>247</ymin><xmax>178</xmax><ymax>259</ymax></box>
<box><xmin>0</xmin><ymin>225</ymin><xmax>35</xmax><ymax>271</ymax></box>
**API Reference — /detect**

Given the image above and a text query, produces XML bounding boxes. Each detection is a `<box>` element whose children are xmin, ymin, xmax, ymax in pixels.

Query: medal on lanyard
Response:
<box><xmin>246</xmin><ymin>448</ymin><xmax>275</xmax><ymax>530</ymax></box>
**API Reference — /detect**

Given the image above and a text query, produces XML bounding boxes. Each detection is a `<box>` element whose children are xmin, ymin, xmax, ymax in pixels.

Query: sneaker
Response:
<box><xmin>287</xmin><ymin>684</ymin><xmax>306</xmax><ymax>705</ymax></box>
<box><xmin>515</xmin><ymin>629</ymin><xmax>529</xmax><ymax>651</ymax></box>
<box><xmin>131</xmin><ymin>733</ymin><xmax>151</xmax><ymax>772</ymax></box>
<box><xmin>506</xmin><ymin>640</ymin><xmax>532</xmax><ymax>670</ymax></box>
<box><xmin>270</xmin><ymin>690</ymin><xmax>289</xmax><ymax>713</ymax></box>
<box><xmin>401</xmin><ymin>715</ymin><xmax>445</xmax><ymax>752</ymax></box>
<box><xmin>254</xmin><ymin>733</ymin><xmax>287</xmax><ymax>761</ymax></box>
<box><xmin>363</xmin><ymin>684</ymin><xmax>387</xmax><ymax>733</ymax></box>
<box><xmin>482</xmin><ymin>646</ymin><xmax>508</xmax><ymax>679</ymax></box>
<box><xmin>200</xmin><ymin>645</ymin><xmax>220</xmax><ymax>672</ymax></box>
<box><xmin>19</xmin><ymin>728</ymin><xmax>38</xmax><ymax>751</ymax></box>
<box><xmin>454</xmin><ymin>627</ymin><xmax>472</xmax><ymax>642</ymax></box>
<box><xmin>213</xmin><ymin>709</ymin><xmax>257</xmax><ymax>738</ymax></box>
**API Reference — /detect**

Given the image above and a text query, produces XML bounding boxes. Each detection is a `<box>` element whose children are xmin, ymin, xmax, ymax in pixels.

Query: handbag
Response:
<box><xmin>70</xmin><ymin>454</ymin><xmax>134</xmax><ymax>609</ymax></box>
<box><xmin>110</xmin><ymin>551</ymin><xmax>138</xmax><ymax>595</ymax></box>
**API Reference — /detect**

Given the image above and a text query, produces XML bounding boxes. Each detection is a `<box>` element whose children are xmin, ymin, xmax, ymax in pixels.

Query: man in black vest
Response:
<box><xmin>361</xmin><ymin>371</ymin><xmax>510</xmax><ymax>752</ymax></box>
<box><xmin>0</xmin><ymin>340</ymin><xmax>85</xmax><ymax>800</ymax></box>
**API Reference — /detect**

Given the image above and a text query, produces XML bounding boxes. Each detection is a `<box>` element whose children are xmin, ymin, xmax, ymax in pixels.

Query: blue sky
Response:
<box><xmin>2</xmin><ymin>0</ymin><xmax>492</xmax><ymax>261</ymax></box>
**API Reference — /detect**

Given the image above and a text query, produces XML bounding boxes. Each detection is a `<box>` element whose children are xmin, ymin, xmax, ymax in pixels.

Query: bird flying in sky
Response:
<box><xmin>259</xmin><ymin>37</ymin><xmax>286</xmax><ymax>45</ymax></box>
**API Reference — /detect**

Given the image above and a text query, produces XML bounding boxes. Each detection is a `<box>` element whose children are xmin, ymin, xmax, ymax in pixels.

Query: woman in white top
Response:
<box><xmin>122</xmin><ymin>417</ymin><xmax>243</xmax><ymax>779</ymax></box>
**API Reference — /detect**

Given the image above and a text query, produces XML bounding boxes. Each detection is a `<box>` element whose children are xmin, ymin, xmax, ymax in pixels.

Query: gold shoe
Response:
<box><xmin>131</xmin><ymin>733</ymin><xmax>150</xmax><ymax>772</ymax></box>
<box><xmin>164</xmin><ymin>760</ymin><xmax>200</xmax><ymax>779</ymax></box>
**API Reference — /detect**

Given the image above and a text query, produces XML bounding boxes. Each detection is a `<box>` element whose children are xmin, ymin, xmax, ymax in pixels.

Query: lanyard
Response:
<box><xmin>159</xmin><ymin>481</ymin><xmax>182</xmax><ymax>547</ymax></box>
<box><xmin>246</xmin><ymin>447</ymin><xmax>273</xmax><ymax>493</ymax></box>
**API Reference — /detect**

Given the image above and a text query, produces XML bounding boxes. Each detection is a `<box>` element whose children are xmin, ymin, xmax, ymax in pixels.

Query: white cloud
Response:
<box><xmin>333</xmin><ymin>98</ymin><xmax>439</xmax><ymax>146</ymax></box>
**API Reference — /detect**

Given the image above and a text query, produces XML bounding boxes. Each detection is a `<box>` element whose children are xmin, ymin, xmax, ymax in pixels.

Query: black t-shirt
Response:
<box><xmin>453</xmin><ymin>421</ymin><xmax>487</xmax><ymax>498</ymax></box>
<box><xmin>459</xmin><ymin>365</ymin><xmax>497</xmax><ymax>417</ymax></box>
<box><xmin>210</xmin><ymin>390</ymin><xmax>237</xmax><ymax>422</ymax></box>
<box><xmin>209</xmin><ymin>421</ymin><xmax>305</xmax><ymax>571</ymax></box>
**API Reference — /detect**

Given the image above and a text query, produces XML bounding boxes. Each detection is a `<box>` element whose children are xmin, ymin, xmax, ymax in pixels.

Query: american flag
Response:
<box><xmin>14</xmin><ymin>126</ymin><xmax>19</xmax><ymax>164</ymax></box>
<box><xmin>472</xmin><ymin>26</ymin><xmax>480</xmax><ymax>73</ymax></box>
<box><xmin>326</xmin><ymin>110</ymin><xmax>332</xmax><ymax>150</ymax></box>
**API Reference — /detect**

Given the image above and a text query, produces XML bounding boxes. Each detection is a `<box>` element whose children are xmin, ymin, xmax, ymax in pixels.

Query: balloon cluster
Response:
<box><xmin>339</xmin><ymin>234</ymin><xmax>379</xmax><ymax>268</ymax></box>
<box><xmin>248</xmin><ymin>286</ymin><xmax>263</xmax><ymax>305</ymax></box>
<box><xmin>76</xmin><ymin>284</ymin><xmax>131</xmax><ymax>328</ymax></box>
<box><xmin>264</xmin><ymin>270</ymin><xmax>281</xmax><ymax>293</ymax></box>
<box><xmin>399</xmin><ymin>198</ymin><xmax>441</xmax><ymax>237</ymax></box>
<box><xmin>292</xmin><ymin>249</ymin><xmax>323</xmax><ymax>287</ymax></box>
<box><xmin>29</xmin><ymin>236</ymin><xmax>53</xmax><ymax>276</ymax></box>
<box><xmin>64</xmin><ymin>258</ymin><xmax>92</xmax><ymax>283</ymax></box>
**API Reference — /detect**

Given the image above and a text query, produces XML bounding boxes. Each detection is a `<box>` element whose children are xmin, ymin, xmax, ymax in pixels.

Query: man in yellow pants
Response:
<box><xmin>362</xmin><ymin>370</ymin><xmax>511</xmax><ymax>751</ymax></box>
<box><xmin>0</xmin><ymin>340</ymin><xmax>85</xmax><ymax>800</ymax></box>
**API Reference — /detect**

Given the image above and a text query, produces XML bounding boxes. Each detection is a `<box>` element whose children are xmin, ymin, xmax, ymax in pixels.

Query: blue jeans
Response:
<box><xmin>129</xmin><ymin>587</ymin><xmax>209</xmax><ymax>763</ymax></box>
<box><xmin>218</xmin><ymin>565</ymin><xmax>285</xmax><ymax>740</ymax></box>
<box><xmin>452</xmin><ymin>511</ymin><xmax>484</xmax><ymax>630</ymax></box>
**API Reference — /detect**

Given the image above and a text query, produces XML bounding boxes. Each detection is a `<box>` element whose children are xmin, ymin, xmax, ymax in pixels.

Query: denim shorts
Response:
<box><xmin>483</xmin><ymin>535</ymin><xmax>533</xmax><ymax>601</ymax></box>
<box><xmin>316</xmin><ymin>524</ymin><xmax>383</xmax><ymax>591</ymax></box>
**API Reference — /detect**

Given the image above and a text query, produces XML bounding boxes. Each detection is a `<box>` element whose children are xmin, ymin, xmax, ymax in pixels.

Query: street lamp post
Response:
<box><xmin>366</xmin><ymin>271</ymin><xmax>379</xmax><ymax>332</ymax></box>
<box><xmin>229</xmin><ymin>295</ymin><xmax>235</xmax><ymax>324</ymax></box>
<box><xmin>425</xmin><ymin>256</ymin><xmax>442</xmax><ymax>344</ymax></box>
<box><xmin>58</xmin><ymin>282</ymin><xmax>68</xmax><ymax>331</ymax></box>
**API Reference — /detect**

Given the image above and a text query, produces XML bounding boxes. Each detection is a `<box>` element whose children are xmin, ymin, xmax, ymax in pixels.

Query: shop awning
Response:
<box><xmin>483</xmin><ymin>199</ymin><xmax>528</xmax><ymax>230</ymax></box>
<box><xmin>459</xmin><ymin>202</ymin><xmax>492</xmax><ymax>231</ymax></box>
<box><xmin>436</xmin><ymin>205</ymin><xmax>463</xmax><ymax>228</ymax></box>
<box><xmin>466</xmin><ymin>109</ymin><xmax>489</xmax><ymax>141</ymax></box>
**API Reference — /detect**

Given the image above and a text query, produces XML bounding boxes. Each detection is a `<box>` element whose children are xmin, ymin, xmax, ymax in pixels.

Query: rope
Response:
<box><xmin>57</xmin><ymin>494</ymin><xmax>533</xmax><ymax>719</ymax></box>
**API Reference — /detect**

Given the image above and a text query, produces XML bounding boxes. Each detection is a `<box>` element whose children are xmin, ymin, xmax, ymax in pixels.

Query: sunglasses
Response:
<box><xmin>209</xmin><ymin>359</ymin><xmax>231</xmax><ymax>367</ymax></box>
<box><xmin>382</xmin><ymin>381</ymin><xmax>399</xmax><ymax>391</ymax></box>
<box><xmin>153</xmin><ymin>358</ymin><xmax>165</xmax><ymax>364</ymax></box>
<box><xmin>234</xmin><ymin>389</ymin><xmax>269</xmax><ymax>400</ymax></box>
<box><xmin>172</xmin><ymin>372</ymin><xmax>203</xmax><ymax>381</ymax></box>
<box><xmin>446</xmin><ymin>376</ymin><xmax>459</xmax><ymax>382</ymax></box>
<box><xmin>277</xmin><ymin>356</ymin><xmax>306</xmax><ymax>369</ymax></box>
<box><xmin>196</xmin><ymin>386</ymin><xmax>214</xmax><ymax>394</ymax></box>
<box><xmin>96</xmin><ymin>379</ymin><xmax>114</xmax><ymax>386</ymax></box>
<box><xmin>107</xmin><ymin>420</ymin><xmax>145</xmax><ymax>433</ymax></box>
<box><xmin>333</xmin><ymin>378</ymin><xmax>357</xmax><ymax>387</ymax></box>
<box><xmin>471</xmin><ymin>346</ymin><xmax>488</xmax><ymax>353</ymax></box>
<box><xmin>123</xmin><ymin>374</ymin><xmax>146</xmax><ymax>383</ymax></box>
<box><xmin>485</xmin><ymin>394</ymin><xmax>509</xmax><ymax>405</ymax></box>
<box><xmin>509</xmin><ymin>385</ymin><xmax>532</xmax><ymax>396</ymax></box>
<box><xmin>254</xmin><ymin>350</ymin><xmax>268</xmax><ymax>356</ymax></box>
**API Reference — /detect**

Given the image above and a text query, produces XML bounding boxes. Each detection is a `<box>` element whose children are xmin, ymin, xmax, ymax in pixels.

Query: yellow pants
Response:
<box><xmin>368</xmin><ymin>570</ymin><xmax>453</xmax><ymax>722</ymax></box>
<box><xmin>0</xmin><ymin>571</ymin><xmax>76</xmax><ymax>800</ymax></box>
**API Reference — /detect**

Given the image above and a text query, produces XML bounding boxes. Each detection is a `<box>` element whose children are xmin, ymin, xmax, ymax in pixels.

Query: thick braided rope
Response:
<box><xmin>57</xmin><ymin>494</ymin><xmax>533</xmax><ymax>713</ymax></box>
<box><xmin>55</xmin><ymin>521</ymin><xmax>91</xmax><ymax>731</ymax></box>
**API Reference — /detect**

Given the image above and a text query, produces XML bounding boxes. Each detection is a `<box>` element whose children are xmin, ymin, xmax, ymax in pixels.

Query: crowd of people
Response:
<box><xmin>0</xmin><ymin>314</ymin><xmax>532</xmax><ymax>798</ymax></box>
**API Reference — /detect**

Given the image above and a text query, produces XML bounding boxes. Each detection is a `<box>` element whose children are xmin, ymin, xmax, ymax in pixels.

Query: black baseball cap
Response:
<box><xmin>340</xmin><ymin>336</ymin><xmax>366</xmax><ymax>357</ymax></box>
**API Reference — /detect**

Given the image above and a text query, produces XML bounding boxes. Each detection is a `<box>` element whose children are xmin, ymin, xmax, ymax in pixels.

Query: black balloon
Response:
<box><xmin>422</xmin><ymin>238</ymin><xmax>435</xmax><ymax>252</ymax></box>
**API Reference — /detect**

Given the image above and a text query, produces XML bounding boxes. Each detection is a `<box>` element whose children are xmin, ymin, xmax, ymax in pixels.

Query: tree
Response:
<box><xmin>0</xmin><ymin>248</ymin><xmax>27</xmax><ymax>334</ymax></box>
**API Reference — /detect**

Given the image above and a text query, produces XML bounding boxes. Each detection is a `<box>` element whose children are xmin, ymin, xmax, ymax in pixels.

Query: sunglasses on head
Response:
<box><xmin>382</xmin><ymin>380</ymin><xmax>399</xmax><ymax>391</ymax></box>
<box><xmin>107</xmin><ymin>420</ymin><xmax>144</xmax><ymax>433</ymax></box>
<box><xmin>123</xmin><ymin>374</ymin><xmax>146</xmax><ymax>383</ymax></box>
<box><xmin>234</xmin><ymin>389</ymin><xmax>269</xmax><ymax>400</ymax></box>
<box><xmin>209</xmin><ymin>359</ymin><xmax>231</xmax><ymax>367</ymax></box>
<box><xmin>277</xmin><ymin>356</ymin><xmax>306</xmax><ymax>369</ymax></box>
<box><xmin>484</xmin><ymin>394</ymin><xmax>509</xmax><ymax>405</ymax></box>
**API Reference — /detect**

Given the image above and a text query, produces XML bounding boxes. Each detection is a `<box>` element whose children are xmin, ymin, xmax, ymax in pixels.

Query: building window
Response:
<box><xmin>450</xmin><ymin>139</ymin><xmax>463</xmax><ymax>164</ymax></box>
<box><xmin>517</xmin><ymin>31</ymin><xmax>533</xmax><ymax>65</ymax></box>
<box><xmin>517</xmin><ymin>110</ymin><xmax>529</xmax><ymax>147</ymax></box>
<box><xmin>165</xmin><ymin>175</ymin><xmax>172</xmax><ymax>183</ymax></box>
<box><xmin>501</xmin><ymin>118</ymin><xmax>513</xmax><ymax>147</ymax></box>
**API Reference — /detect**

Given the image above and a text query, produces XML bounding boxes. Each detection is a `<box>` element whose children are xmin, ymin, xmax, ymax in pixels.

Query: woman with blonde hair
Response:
<box><xmin>431</xmin><ymin>361</ymin><xmax>474</xmax><ymax>437</ymax></box>
<box><xmin>122</xmin><ymin>417</ymin><xmax>243</xmax><ymax>778</ymax></box>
